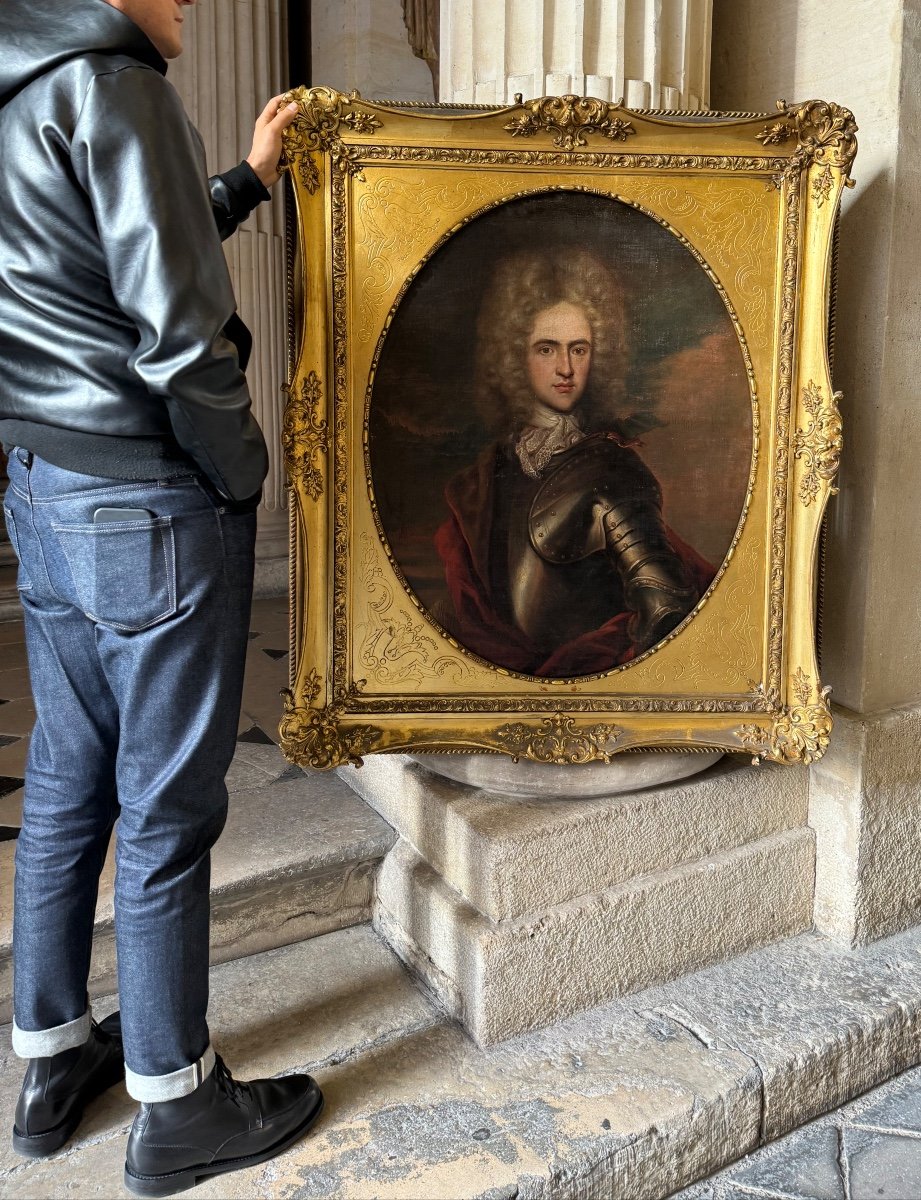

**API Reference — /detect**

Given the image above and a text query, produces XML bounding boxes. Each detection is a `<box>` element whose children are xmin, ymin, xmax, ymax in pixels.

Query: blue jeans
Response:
<box><xmin>4</xmin><ymin>450</ymin><xmax>255</xmax><ymax>1101</ymax></box>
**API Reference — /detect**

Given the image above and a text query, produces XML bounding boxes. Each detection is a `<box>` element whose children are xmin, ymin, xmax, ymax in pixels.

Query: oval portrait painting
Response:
<box><xmin>367</xmin><ymin>190</ymin><xmax>753</xmax><ymax>679</ymax></box>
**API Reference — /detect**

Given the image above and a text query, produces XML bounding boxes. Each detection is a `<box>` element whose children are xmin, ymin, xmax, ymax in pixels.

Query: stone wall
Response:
<box><xmin>311</xmin><ymin>0</ymin><xmax>436</xmax><ymax>99</ymax></box>
<box><xmin>712</xmin><ymin>0</ymin><xmax>921</xmax><ymax>943</ymax></box>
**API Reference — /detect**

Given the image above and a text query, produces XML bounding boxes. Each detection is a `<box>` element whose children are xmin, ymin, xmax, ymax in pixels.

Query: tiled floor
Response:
<box><xmin>0</xmin><ymin>596</ymin><xmax>291</xmax><ymax>841</ymax></box>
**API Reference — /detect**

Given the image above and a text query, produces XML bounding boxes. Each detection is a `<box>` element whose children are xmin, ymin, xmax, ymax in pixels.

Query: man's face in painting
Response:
<box><xmin>105</xmin><ymin>0</ymin><xmax>196</xmax><ymax>60</ymax></box>
<box><xmin>526</xmin><ymin>301</ymin><xmax>593</xmax><ymax>415</ymax></box>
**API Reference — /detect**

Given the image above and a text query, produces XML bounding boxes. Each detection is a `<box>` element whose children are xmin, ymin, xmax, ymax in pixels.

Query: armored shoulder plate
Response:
<box><xmin>529</xmin><ymin>433</ymin><xmax>662</xmax><ymax>564</ymax></box>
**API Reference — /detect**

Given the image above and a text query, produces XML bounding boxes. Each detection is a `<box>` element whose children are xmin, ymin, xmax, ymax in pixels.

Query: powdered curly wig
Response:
<box><xmin>474</xmin><ymin>247</ymin><xmax>628</xmax><ymax>436</ymax></box>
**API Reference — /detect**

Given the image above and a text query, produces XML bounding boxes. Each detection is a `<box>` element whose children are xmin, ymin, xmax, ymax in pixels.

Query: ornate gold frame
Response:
<box><xmin>278</xmin><ymin>90</ymin><xmax>856</xmax><ymax>770</ymax></box>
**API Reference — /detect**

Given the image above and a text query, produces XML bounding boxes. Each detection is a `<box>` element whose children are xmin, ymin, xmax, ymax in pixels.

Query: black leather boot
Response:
<box><xmin>123</xmin><ymin>1055</ymin><xmax>323</xmax><ymax>1197</ymax></box>
<box><xmin>12</xmin><ymin>1011</ymin><xmax>124</xmax><ymax>1158</ymax></box>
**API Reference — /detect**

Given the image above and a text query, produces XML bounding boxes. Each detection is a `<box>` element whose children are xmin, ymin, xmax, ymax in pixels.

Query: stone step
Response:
<box><xmin>0</xmin><ymin>741</ymin><xmax>396</xmax><ymax>1024</ymax></box>
<box><xmin>4</xmin><ymin>916</ymin><xmax>921</xmax><ymax>1198</ymax></box>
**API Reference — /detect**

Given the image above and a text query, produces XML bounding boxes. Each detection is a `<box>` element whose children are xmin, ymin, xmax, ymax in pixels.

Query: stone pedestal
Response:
<box><xmin>344</xmin><ymin>756</ymin><xmax>813</xmax><ymax>1044</ymax></box>
<box><xmin>415</xmin><ymin>749</ymin><xmax>720</xmax><ymax>797</ymax></box>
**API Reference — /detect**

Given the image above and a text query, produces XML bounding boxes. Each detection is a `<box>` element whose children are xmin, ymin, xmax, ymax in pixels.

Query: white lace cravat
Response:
<box><xmin>514</xmin><ymin>408</ymin><xmax>585</xmax><ymax>479</ymax></box>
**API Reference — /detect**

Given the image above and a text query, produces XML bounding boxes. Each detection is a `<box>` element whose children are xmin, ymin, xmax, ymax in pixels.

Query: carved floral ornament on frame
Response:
<box><xmin>277</xmin><ymin>91</ymin><xmax>856</xmax><ymax>771</ymax></box>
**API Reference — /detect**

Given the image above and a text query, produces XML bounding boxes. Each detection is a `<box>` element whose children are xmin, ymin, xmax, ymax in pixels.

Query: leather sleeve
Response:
<box><xmin>71</xmin><ymin>66</ymin><xmax>268</xmax><ymax>501</ymax></box>
<box><xmin>209</xmin><ymin>161</ymin><xmax>270</xmax><ymax>242</ymax></box>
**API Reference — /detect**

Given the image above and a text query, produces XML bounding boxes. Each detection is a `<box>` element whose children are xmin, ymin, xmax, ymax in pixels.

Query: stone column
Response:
<box><xmin>711</xmin><ymin>0</ymin><xmax>921</xmax><ymax>946</ymax></box>
<box><xmin>440</xmin><ymin>0</ymin><xmax>712</xmax><ymax>107</ymax></box>
<box><xmin>169</xmin><ymin>1</ymin><xmax>290</xmax><ymax>595</ymax></box>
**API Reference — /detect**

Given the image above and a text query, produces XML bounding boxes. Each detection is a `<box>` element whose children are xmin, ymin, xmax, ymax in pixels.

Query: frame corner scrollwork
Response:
<box><xmin>736</xmin><ymin>671</ymin><xmax>833</xmax><ymax>765</ymax></box>
<box><xmin>279</xmin><ymin>678</ymin><xmax>381</xmax><ymax>770</ymax></box>
<box><xmin>756</xmin><ymin>98</ymin><xmax>859</xmax><ymax>186</ymax></box>
<box><xmin>281</xmin><ymin>85</ymin><xmax>384</xmax><ymax>193</ymax></box>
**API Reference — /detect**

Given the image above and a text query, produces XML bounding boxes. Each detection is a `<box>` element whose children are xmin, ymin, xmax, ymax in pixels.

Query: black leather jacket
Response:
<box><xmin>0</xmin><ymin>0</ymin><xmax>270</xmax><ymax>501</ymax></box>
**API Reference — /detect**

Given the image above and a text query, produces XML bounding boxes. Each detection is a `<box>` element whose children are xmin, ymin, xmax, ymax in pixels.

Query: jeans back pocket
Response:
<box><xmin>52</xmin><ymin>517</ymin><xmax>176</xmax><ymax>631</ymax></box>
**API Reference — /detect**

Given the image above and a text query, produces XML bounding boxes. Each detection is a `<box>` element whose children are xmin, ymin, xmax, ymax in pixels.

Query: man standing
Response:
<box><xmin>0</xmin><ymin>0</ymin><xmax>323</xmax><ymax>1194</ymax></box>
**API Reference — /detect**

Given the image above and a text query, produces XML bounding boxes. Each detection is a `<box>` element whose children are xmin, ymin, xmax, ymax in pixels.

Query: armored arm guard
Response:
<box><xmin>529</xmin><ymin>434</ymin><xmax>696</xmax><ymax>652</ymax></box>
<box><xmin>600</xmin><ymin>500</ymin><xmax>695</xmax><ymax>650</ymax></box>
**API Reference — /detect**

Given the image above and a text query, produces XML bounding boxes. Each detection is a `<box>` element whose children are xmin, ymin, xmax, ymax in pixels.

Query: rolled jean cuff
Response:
<box><xmin>12</xmin><ymin>1008</ymin><xmax>91</xmax><ymax>1058</ymax></box>
<box><xmin>125</xmin><ymin>1044</ymin><xmax>216</xmax><ymax>1103</ymax></box>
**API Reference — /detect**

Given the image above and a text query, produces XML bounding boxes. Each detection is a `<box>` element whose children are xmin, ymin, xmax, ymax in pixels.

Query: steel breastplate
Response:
<box><xmin>490</xmin><ymin>448</ymin><xmax>623</xmax><ymax>655</ymax></box>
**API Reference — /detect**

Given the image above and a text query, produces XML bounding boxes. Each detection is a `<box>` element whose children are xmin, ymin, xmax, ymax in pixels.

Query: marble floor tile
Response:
<box><xmin>844</xmin><ymin>1127</ymin><xmax>921</xmax><ymax>1200</ymax></box>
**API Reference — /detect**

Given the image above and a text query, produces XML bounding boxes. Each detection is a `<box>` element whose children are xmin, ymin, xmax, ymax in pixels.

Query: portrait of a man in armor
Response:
<box><xmin>432</xmin><ymin>248</ymin><xmax>715</xmax><ymax>676</ymax></box>
<box><xmin>368</xmin><ymin>190</ymin><xmax>752</xmax><ymax>681</ymax></box>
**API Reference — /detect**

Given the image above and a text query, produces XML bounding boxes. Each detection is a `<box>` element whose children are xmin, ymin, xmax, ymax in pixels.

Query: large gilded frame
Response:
<box><xmin>278</xmin><ymin>90</ymin><xmax>856</xmax><ymax>771</ymax></box>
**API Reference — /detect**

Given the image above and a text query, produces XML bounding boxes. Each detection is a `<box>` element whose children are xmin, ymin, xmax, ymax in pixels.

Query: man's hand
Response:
<box><xmin>246</xmin><ymin>95</ymin><xmax>299</xmax><ymax>189</ymax></box>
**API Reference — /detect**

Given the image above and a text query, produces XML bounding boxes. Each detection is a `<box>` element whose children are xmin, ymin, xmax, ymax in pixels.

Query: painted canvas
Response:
<box><xmin>368</xmin><ymin>189</ymin><xmax>753</xmax><ymax>678</ymax></box>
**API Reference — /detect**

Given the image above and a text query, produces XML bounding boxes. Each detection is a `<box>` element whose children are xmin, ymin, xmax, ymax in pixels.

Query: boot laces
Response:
<box><xmin>213</xmin><ymin>1056</ymin><xmax>249</xmax><ymax>1108</ymax></box>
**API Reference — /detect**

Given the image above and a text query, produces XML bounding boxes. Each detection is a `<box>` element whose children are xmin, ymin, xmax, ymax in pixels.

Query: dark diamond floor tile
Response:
<box><xmin>0</xmin><ymin>775</ymin><xmax>23</xmax><ymax>799</ymax></box>
<box><xmin>0</xmin><ymin>825</ymin><xmax>19</xmax><ymax>842</ymax></box>
<box><xmin>0</xmin><ymin>733</ymin><xmax>18</xmax><ymax>749</ymax></box>
<box><xmin>237</xmin><ymin>725</ymin><xmax>274</xmax><ymax>745</ymax></box>
<box><xmin>261</xmin><ymin>648</ymin><xmax>288</xmax><ymax>661</ymax></box>
<box><xmin>248</xmin><ymin>631</ymin><xmax>261</xmax><ymax>640</ymax></box>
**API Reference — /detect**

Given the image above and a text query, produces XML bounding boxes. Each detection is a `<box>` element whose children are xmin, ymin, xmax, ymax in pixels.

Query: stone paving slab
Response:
<box><xmin>0</xmin><ymin>925</ymin><xmax>760</xmax><ymax>1200</ymax></box>
<box><xmin>674</xmin><ymin>1064</ymin><xmax>921</xmax><ymax>1200</ymax></box>
<box><xmin>641</xmin><ymin>923</ymin><xmax>921</xmax><ymax>1145</ymax></box>
<box><xmin>5</xmin><ymin>922</ymin><xmax>921</xmax><ymax>1199</ymax></box>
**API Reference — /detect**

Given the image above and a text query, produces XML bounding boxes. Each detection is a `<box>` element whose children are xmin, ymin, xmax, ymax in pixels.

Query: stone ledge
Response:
<box><xmin>343</xmin><ymin>754</ymin><xmax>809</xmax><ymax>922</ymax></box>
<box><xmin>375</xmin><ymin>827</ymin><xmax>816</xmax><ymax>1045</ymax></box>
<box><xmin>4</xmin><ymin>923</ymin><xmax>921</xmax><ymax>1199</ymax></box>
